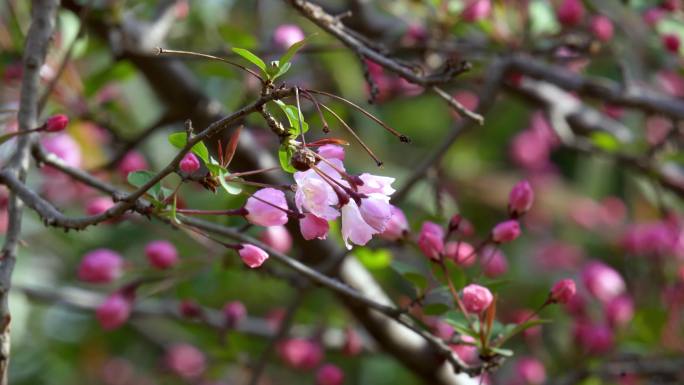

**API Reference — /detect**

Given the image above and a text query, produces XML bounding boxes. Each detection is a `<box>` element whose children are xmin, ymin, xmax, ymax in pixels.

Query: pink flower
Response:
<box><xmin>245</xmin><ymin>188</ymin><xmax>289</xmax><ymax>226</ymax></box>
<box><xmin>605</xmin><ymin>295</ymin><xmax>634</xmax><ymax>328</ymax></box>
<box><xmin>510</xmin><ymin>129</ymin><xmax>551</xmax><ymax>170</ymax></box>
<box><xmin>491</xmin><ymin>220</ymin><xmax>521</xmax><ymax>243</ymax></box>
<box><xmin>165</xmin><ymin>344</ymin><xmax>206</xmax><ymax>379</ymax></box>
<box><xmin>575</xmin><ymin>322</ymin><xmax>614</xmax><ymax>354</ymax></box>
<box><xmin>556</xmin><ymin>0</ymin><xmax>584</xmax><ymax>27</ymax></box>
<box><xmin>259</xmin><ymin>225</ymin><xmax>293</xmax><ymax>254</ymax></box>
<box><xmin>78</xmin><ymin>249</ymin><xmax>124</xmax><ymax>283</ymax></box>
<box><xmin>273</xmin><ymin>24</ymin><xmax>305</xmax><ymax>49</ymax></box>
<box><xmin>481</xmin><ymin>247</ymin><xmax>508</xmax><ymax>278</ymax></box>
<box><xmin>461</xmin><ymin>284</ymin><xmax>493</xmax><ymax>314</ymax></box>
<box><xmin>342</xmin><ymin>327</ymin><xmax>363</xmax><ymax>356</ymax></box>
<box><xmin>516</xmin><ymin>357</ymin><xmax>546</xmax><ymax>385</ymax></box>
<box><xmin>145</xmin><ymin>240</ymin><xmax>179</xmax><ymax>269</ymax></box>
<box><xmin>42</xmin><ymin>133</ymin><xmax>82</xmax><ymax>169</ymax></box>
<box><xmin>179</xmin><ymin>152</ymin><xmax>200</xmax><ymax>173</ymax></box>
<box><xmin>223</xmin><ymin>301</ymin><xmax>246</xmax><ymax>328</ymax></box>
<box><xmin>118</xmin><ymin>151</ymin><xmax>148</xmax><ymax>177</ymax></box>
<box><xmin>294</xmin><ymin>165</ymin><xmax>341</xmax><ymax>221</ymax></box>
<box><xmin>358</xmin><ymin>196</ymin><xmax>392</xmax><ymax>232</ymax></box>
<box><xmin>379</xmin><ymin>205</ymin><xmax>408</xmax><ymax>241</ymax></box>
<box><xmin>418</xmin><ymin>221</ymin><xmax>445</xmax><ymax>260</ymax></box>
<box><xmin>357</xmin><ymin>173</ymin><xmax>396</xmax><ymax>196</ymax></box>
<box><xmin>509</xmin><ymin>180</ymin><xmax>534</xmax><ymax>216</ymax></box>
<box><xmin>445</xmin><ymin>241</ymin><xmax>477</xmax><ymax>267</ymax></box>
<box><xmin>239</xmin><ymin>244</ymin><xmax>269</xmax><ymax>268</ymax></box>
<box><xmin>582</xmin><ymin>261</ymin><xmax>626</xmax><ymax>303</ymax></box>
<box><xmin>591</xmin><ymin>15</ymin><xmax>614</xmax><ymax>42</ymax></box>
<box><xmin>96</xmin><ymin>293</ymin><xmax>132</xmax><ymax>330</ymax></box>
<box><xmin>277</xmin><ymin>338</ymin><xmax>323</xmax><ymax>370</ymax></box>
<box><xmin>550</xmin><ymin>279</ymin><xmax>576</xmax><ymax>304</ymax></box>
<box><xmin>299</xmin><ymin>213</ymin><xmax>330</xmax><ymax>240</ymax></box>
<box><xmin>318</xmin><ymin>145</ymin><xmax>345</xmax><ymax>161</ymax></box>
<box><xmin>657</xmin><ymin>70</ymin><xmax>684</xmax><ymax>97</ymax></box>
<box><xmin>450</xmin><ymin>335</ymin><xmax>478</xmax><ymax>364</ymax></box>
<box><xmin>341</xmin><ymin>199</ymin><xmax>377</xmax><ymax>249</ymax></box>
<box><xmin>661</xmin><ymin>0</ymin><xmax>681</xmax><ymax>12</ymax></box>
<box><xmin>86</xmin><ymin>197</ymin><xmax>114</xmax><ymax>216</ymax></box>
<box><xmin>461</xmin><ymin>0</ymin><xmax>491</xmax><ymax>22</ymax></box>
<box><xmin>44</xmin><ymin>114</ymin><xmax>69</xmax><ymax>132</ymax></box>
<box><xmin>662</xmin><ymin>33</ymin><xmax>681</xmax><ymax>53</ymax></box>
<box><xmin>316</xmin><ymin>364</ymin><xmax>344</xmax><ymax>385</ymax></box>
<box><xmin>432</xmin><ymin>319</ymin><xmax>455</xmax><ymax>341</ymax></box>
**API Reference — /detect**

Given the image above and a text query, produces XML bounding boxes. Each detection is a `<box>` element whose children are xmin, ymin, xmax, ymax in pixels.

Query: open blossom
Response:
<box><xmin>418</xmin><ymin>221</ymin><xmax>445</xmax><ymax>260</ymax></box>
<box><xmin>239</xmin><ymin>244</ymin><xmax>269</xmax><ymax>268</ymax></box>
<box><xmin>96</xmin><ymin>293</ymin><xmax>132</xmax><ymax>330</ymax></box>
<box><xmin>582</xmin><ymin>261</ymin><xmax>626</xmax><ymax>303</ymax></box>
<box><xmin>245</xmin><ymin>188</ymin><xmax>289</xmax><ymax>226</ymax></box>
<box><xmin>260</xmin><ymin>225</ymin><xmax>293</xmax><ymax>254</ymax></box>
<box><xmin>462</xmin><ymin>284</ymin><xmax>493</xmax><ymax>314</ymax></box>
<box><xmin>316</xmin><ymin>364</ymin><xmax>344</xmax><ymax>385</ymax></box>
<box><xmin>294</xmin><ymin>161</ymin><xmax>341</xmax><ymax>221</ymax></box>
<box><xmin>165</xmin><ymin>344</ymin><xmax>206</xmax><ymax>379</ymax></box>
<box><xmin>341</xmin><ymin>199</ymin><xmax>378</xmax><ymax>249</ymax></box>
<box><xmin>550</xmin><ymin>279</ymin><xmax>576</xmax><ymax>304</ymax></box>
<box><xmin>78</xmin><ymin>249</ymin><xmax>124</xmax><ymax>283</ymax></box>
<box><xmin>318</xmin><ymin>144</ymin><xmax>345</xmax><ymax>161</ymax></box>
<box><xmin>42</xmin><ymin>133</ymin><xmax>82</xmax><ymax>169</ymax></box>
<box><xmin>299</xmin><ymin>213</ymin><xmax>329</xmax><ymax>240</ymax></box>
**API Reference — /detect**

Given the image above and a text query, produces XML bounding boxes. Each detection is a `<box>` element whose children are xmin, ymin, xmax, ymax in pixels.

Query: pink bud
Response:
<box><xmin>239</xmin><ymin>244</ymin><xmax>269</xmax><ymax>268</ymax></box>
<box><xmin>245</xmin><ymin>188</ymin><xmax>289</xmax><ymax>227</ymax></box>
<box><xmin>273</xmin><ymin>24</ymin><xmax>305</xmax><ymax>50</ymax></box>
<box><xmin>590</xmin><ymin>15</ymin><xmax>614</xmax><ymax>42</ymax></box>
<box><xmin>299</xmin><ymin>213</ymin><xmax>329</xmax><ymax>240</ymax></box>
<box><xmin>643</xmin><ymin>7</ymin><xmax>666</xmax><ymax>26</ymax></box>
<box><xmin>481</xmin><ymin>247</ymin><xmax>508</xmax><ymax>278</ymax></box>
<box><xmin>444</xmin><ymin>241</ymin><xmax>477</xmax><ymax>267</ymax></box>
<box><xmin>550</xmin><ymin>279</ymin><xmax>576</xmax><ymax>304</ymax></box>
<box><xmin>78</xmin><ymin>249</ymin><xmax>124</xmax><ymax>283</ymax></box>
<box><xmin>179</xmin><ymin>299</ymin><xmax>202</xmax><ymax>318</ymax></box>
<box><xmin>582</xmin><ymin>261</ymin><xmax>626</xmax><ymax>303</ymax></box>
<box><xmin>318</xmin><ymin>144</ymin><xmax>345</xmax><ymax>161</ymax></box>
<box><xmin>461</xmin><ymin>0</ymin><xmax>491</xmax><ymax>22</ymax></box>
<box><xmin>491</xmin><ymin>220</ymin><xmax>521</xmax><ymax>243</ymax></box>
<box><xmin>342</xmin><ymin>327</ymin><xmax>363</xmax><ymax>356</ymax></box>
<box><xmin>556</xmin><ymin>0</ymin><xmax>584</xmax><ymax>27</ymax></box>
<box><xmin>179</xmin><ymin>153</ymin><xmax>200</xmax><ymax>173</ymax></box>
<box><xmin>418</xmin><ymin>221</ymin><xmax>445</xmax><ymax>260</ymax></box>
<box><xmin>508</xmin><ymin>180</ymin><xmax>534</xmax><ymax>216</ymax></box>
<box><xmin>461</xmin><ymin>284</ymin><xmax>494</xmax><ymax>314</ymax></box>
<box><xmin>450</xmin><ymin>335</ymin><xmax>478</xmax><ymax>364</ymax></box>
<box><xmin>277</xmin><ymin>338</ymin><xmax>323</xmax><ymax>370</ymax></box>
<box><xmin>576</xmin><ymin>322</ymin><xmax>614</xmax><ymax>354</ymax></box>
<box><xmin>223</xmin><ymin>300</ymin><xmax>246</xmax><ymax>328</ymax></box>
<box><xmin>165</xmin><ymin>344</ymin><xmax>206</xmax><ymax>379</ymax></box>
<box><xmin>432</xmin><ymin>319</ymin><xmax>455</xmax><ymax>341</ymax></box>
<box><xmin>516</xmin><ymin>357</ymin><xmax>546</xmax><ymax>385</ymax></box>
<box><xmin>86</xmin><ymin>197</ymin><xmax>115</xmax><ymax>216</ymax></box>
<box><xmin>259</xmin><ymin>225</ymin><xmax>293</xmax><ymax>254</ymax></box>
<box><xmin>44</xmin><ymin>114</ymin><xmax>69</xmax><ymax>132</ymax></box>
<box><xmin>661</xmin><ymin>0</ymin><xmax>681</xmax><ymax>12</ymax></box>
<box><xmin>379</xmin><ymin>205</ymin><xmax>408</xmax><ymax>241</ymax></box>
<box><xmin>96</xmin><ymin>293</ymin><xmax>132</xmax><ymax>330</ymax></box>
<box><xmin>174</xmin><ymin>0</ymin><xmax>190</xmax><ymax>19</ymax></box>
<box><xmin>605</xmin><ymin>295</ymin><xmax>634</xmax><ymax>328</ymax></box>
<box><xmin>118</xmin><ymin>151</ymin><xmax>148</xmax><ymax>177</ymax></box>
<box><xmin>316</xmin><ymin>364</ymin><xmax>344</xmax><ymax>385</ymax></box>
<box><xmin>145</xmin><ymin>240</ymin><xmax>179</xmax><ymax>269</ymax></box>
<box><xmin>662</xmin><ymin>33</ymin><xmax>681</xmax><ymax>53</ymax></box>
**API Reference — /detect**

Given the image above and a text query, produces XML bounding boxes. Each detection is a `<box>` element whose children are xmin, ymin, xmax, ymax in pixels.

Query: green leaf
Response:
<box><xmin>356</xmin><ymin>248</ymin><xmax>393</xmax><ymax>269</ymax></box>
<box><xmin>423</xmin><ymin>303</ymin><xmax>450</xmax><ymax>316</ymax></box>
<box><xmin>127</xmin><ymin>170</ymin><xmax>161</xmax><ymax>197</ymax></box>
<box><xmin>167</xmin><ymin>132</ymin><xmax>210</xmax><ymax>165</ymax></box>
<box><xmin>391</xmin><ymin>260</ymin><xmax>427</xmax><ymax>290</ymax></box>
<box><xmin>205</xmin><ymin>158</ymin><xmax>224</xmax><ymax>177</ymax></box>
<box><xmin>232</xmin><ymin>47</ymin><xmax>267</xmax><ymax>74</ymax></box>
<box><xmin>271</xmin><ymin>61</ymin><xmax>292</xmax><ymax>81</ymax></box>
<box><xmin>494</xmin><ymin>319</ymin><xmax>550</xmax><ymax>347</ymax></box>
<box><xmin>278</xmin><ymin>35</ymin><xmax>315</xmax><ymax>67</ymax></box>
<box><xmin>218</xmin><ymin>170</ymin><xmax>243</xmax><ymax>195</ymax></box>
<box><xmin>274</xmin><ymin>100</ymin><xmax>309</xmax><ymax>134</ymax></box>
<box><xmin>278</xmin><ymin>144</ymin><xmax>297</xmax><ymax>173</ymax></box>
<box><xmin>591</xmin><ymin>132</ymin><xmax>619</xmax><ymax>153</ymax></box>
<box><xmin>488</xmin><ymin>347</ymin><xmax>514</xmax><ymax>357</ymax></box>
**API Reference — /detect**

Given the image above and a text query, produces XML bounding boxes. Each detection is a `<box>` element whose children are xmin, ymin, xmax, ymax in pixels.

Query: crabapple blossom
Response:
<box><xmin>223</xmin><ymin>301</ymin><xmax>246</xmax><ymax>328</ymax></box>
<box><xmin>299</xmin><ymin>213</ymin><xmax>329</xmax><ymax>240</ymax></box>
<box><xmin>508</xmin><ymin>180</ymin><xmax>534</xmax><ymax>216</ymax></box>
<box><xmin>85</xmin><ymin>197</ymin><xmax>114</xmax><ymax>216</ymax></box>
<box><xmin>482</xmin><ymin>247</ymin><xmax>508</xmax><ymax>278</ymax></box>
<box><xmin>492</xmin><ymin>220</ymin><xmax>521</xmax><ymax>243</ymax></box>
<box><xmin>239</xmin><ymin>244</ymin><xmax>269</xmax><ymax>268</ymax></box>
<box><xmin>515</xmin><ymin>357</ymin><xmax>546</xmax><ymax>385</ymax></box>
<box><xmin>445</xmin><ymin>241</ymin><xmax>477</xmax><ymax>267</ymax></box>
<box><xmin>42</xmin><ymin>133</ymin><xmax>82</xmax><ymax>169</ymax></box>
<box><xmin>96</xmin><ymin>293</ymin><xmax>132</xmax><ymax>330</ymax></box>
<box><xmin>576</xmin><ymin>322</ymin><xmax>614</xmax><ymax>354</ymax></box>
<box><xmin>44</xmin><ymin>114</ymin><xmax>68</xmax><ymax>132</ymax></box>
<box><xmin>316</xmin><ymin>364</ymin><xmax>344</xmax><ymax>385</ymax></box>
<box><xmin>277</xmin><ymin>338</ymin><xmax>323</xmax><ymax>370</ymax></box>
<box><xmin>605</xmin><ymin>295</ymin><xmax>634</xmax><ymax>328</ymax></box>
<box><xmin>294</xmin><ymin>165</ymin><xmax>341</xmax><ymax>221</ymax></box>
<box><xmin>317</xmin><ymin>144</ymin><xmax>345</xmax><ymax>161</ymax></box>
<box><xmin>179</xmin><ymin>152</ymin><xmax>200</xmax><ymax>173</ymax></box>
<box><xmin>78</xmin><ymin>249</ymin><xmax>124</xmax><ymax>283</ymax></box>
<box><xmin>145</xmin><ymin>240</ymin><xmax>179</xmax><ymax>269</ymax></box>
<box><xmin>259</xmin><ymin>225</ymin><xmax>293</xmax><ymax>254</ymax></box>
<box><xmin>418</xmin><ymin>221</ymin><xmax>445</xmax><ymax>260</ymax></box>
<box><xmin>165</xmin><ymin>344</ymin><xmax>206</xmax><ymax>379</ymax></box>
<box><xmin>556</xmin><ymin>0</ymin><xmax>584</xmax><ymax>27</ymax></box>
<box><xmin>273</xmin><ymin>24</ymin><xmax>305</xmax><ymax>49</ymax></box>
<box><xmin>379</xmin><ymin>205</ymin><xmax>408</xmax><ymax>241</ymax></box>
<box><xmin>591</xmin><ymin>15</ymin><xmax>614</xmax><ymax>42</ymax></box>
<box><xmin>550</xmin><ymin>279</ymin><xmax>576</xmax><ymax>304</ymax></box>
<box><xmin>582</xmin><ymin>261</ymin><xmax>626</xmax><ymax>303</ymax></box>
<box><xmin>341</xmin><ymin>199</ymin><xmax>378</xmax><ymax>249</ymax></box>
<box><xmin>245</xmin><ymin>188</ymin><xmax>289</xmax><ymax>226</ymax></box>
<box><xmin>118</xmin><ymin>151</ymin><xmax>148</xmax><ymax>177</ymax></box>
<box><xmin>462</xmin><ymin>284</ymin><xmax>494</xmax><ymax>314</ymax></box>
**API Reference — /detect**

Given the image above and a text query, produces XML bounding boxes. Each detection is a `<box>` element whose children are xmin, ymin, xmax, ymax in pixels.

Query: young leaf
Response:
<box><xmin>127</xmin><ymin>170</ymin><xmax>161</xmax><ymax>197</ymax></box>
<box><xmin>278</xmin><ymin>35</ymin><xmax>315</xmax><ymax>67</ymax></box>
<box><xmin>168</xmin><ymin>132</ymin><xmax>210</xmax><ymax>165</ymax></box>
<box><xmin>278</xmin><ymin>144</ymin><xmax>297</xmax><ymax>173</ymax></box>
<box><xmin>423</xmin><ymin>303</ymin><xmax>451</xmax><ymax>316</ymax></box>
<box><xmin>274</xmin><ymin>101</ymin><xmax>309</xmax><ymax>134</ymax></box>
<box><xmin>223</xmin><ymin>126</ymin><xmax>242</xmax><ymax>167</ymax></box>
<box><xmin>218</xmin><ymin>170</ymin><xmax>242</xmax><ymax>195</ymax></box>
<box><xmin>271</xmin><ymin>61</ymin><xmax>292</xmax><ymax>81</ymax></box>
<box><xmin>488</xmin><ymin>347</ymin><xmax>514</xmax><ymax>357</ymax></box>
<box><xmin>232</xmin><ymin>47</ymin><xmax>267</xmax><ymax>73</ymax></box>
<box><xmin>494</xmin><ymin>319</ymin><xmax>550</xmax><ymax>347</ymax></box>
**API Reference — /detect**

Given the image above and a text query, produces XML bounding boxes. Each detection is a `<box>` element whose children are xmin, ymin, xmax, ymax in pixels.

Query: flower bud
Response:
<box><xmin>661</xmin><ymin>0</ymin><xmax>681</xmax><ymax>12</ymax></box>
<box><xmin>450</xmin><ymin>335</ymin><xmax>478</xmax><ymax>364</ymax></box>
<box><xmin>316</xmin><ymin>364</ymin><xmax>344</xmax><ymax>385</ymax></box>
<box><xmin>461</xmin><ymin>0</ymin><xmax>491</xmax><ymax>22</ymax></box>
<box><xmin>277</xmin><ymin>338</ymin><xmax>323</xmax><ymax>370</ymax></box>
<box><xmin>78</xmin><ymin>249</ymin><xmax>124</xmax><ymax>283</ymax></box>
<box><xmin>259</xmin><ymin>225</ymin><xmax>293</xmax><ymax>254</ymax></box>
<box><xmin>491</xmin><ymin>220</ymin><xmax>521</xmax><ymax>243</ymax></box>
<box><xmin>239</xmin><ymin>244</ymin><xmax>269</xmax><ymax>268</ymax></box>
<box><xmin>379</xmin><ymin>205</ymin><xmax>408</xmax><ymax>241</ymax></box>
<box><xmin>245</xmin><ymin>188</ymin><xmax>289</xmax><ymax>227</ymax></box>
<box><xmin>461</xmin><ymin>284</ymin><xmax>493</xmax><ymax>314</ymax></box>
<box><xmin>556</xmin><ymin>0</ymin><xmax>584</xmax><ymax>27</ymax></box>
<box><xmin>165</xmin><ymin>344</ymin><xmax>206</xmax><ymax>379</ymax></box>
<box><xmin>663</xmin><ymin>33</ymin><xmax>681</xmax><ymax>53</ymax></box>
<box><xmin>605</xmin><ymin>295</ymin><xmax>634</xmax><ymax>328</ymax></box>
<box><xmin>85</xmin><ymin>197</ymin><xmax>114</xmax><ymax>216</ymax></box>
<box><xmin>44</xmin><ymin>114</ymin><xmax>69</xmax><ymax>132</ymax></box>
<box><xmin>145</xmin><ymin>240</ymin><xmax>179</xmax><ymax>270</ymax></box>
<box><xmin>549</xmin><ymin>279</ymin><xmax>576</xmax><ymax>304</ymax></box>
<box><xmin>223</xmin><ymin>300</ymin><xmax>246</xmax><ymax>328</ymax></box>
<box><xmin>118</xmin><ymin>151</ymin><xmax>148</xmax><ymax>177</ymax></box>
<box><xmin>482</xmin><ymin>247</ymin><xmax>508</xmax><ymax>278</ymax></box>
<box><xmin>273</xmin><ymin>24</ymin><xmax>305</xmax><ymax>50</ymax></box>
<box><xmin>444</xmin><ymin>241</ymin><xmax>477</xmax><ymax>267</ymax></box>
<box><xmin>582</xmin><ymin>261</ymin><xmax>625</xmax><ymax>303</ymax></box>
<box><xmin>179</xmin><ymin>153</ymin><xmax>200</xmax><ymax>173</ymax></box>
<box><xmin>508</xmin><ymin>180</ymin><xmax>534</xmax><ymax>216</ymax></box>
<box><xmin>644</xmin><ymin>7</ymin><xmax>666</xmax><ymax>26</ymax></box>
<box><xmin>343</xmin><ymin>327</ymin><xmax>363</xmax><ymax>356</ymax></box>
<box><xmin>576</xmin><ymin>322</ymin><xmax>614</xmax><ymax>354</ymax></box>
<box><xmin>515</xmin><ymin>357</ymin><xmax>546</xmax><ymax>385</ymax></box>
<box><xmin>299</xmin><ymin>213</ymin><xmax>329</xmax><ymax>240</ymax></box>
<box><xmin>591</xmin><ymin>15</ymin><xmax>614</xmax><ymax>42</ymax></box>
<box><xmin>418</xmin><ymin>221</ymin><xmax>445</xmax><ymax>260</ymax></box>
<box><xmin>179</xmin><ymin>299</ymin><xmax>202</xmax><ymax>318</ymax></box>
<box><xmin>96</xmin><ymin>293</ymin><xmax>132</xmax><ymax>330</ymax></box>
